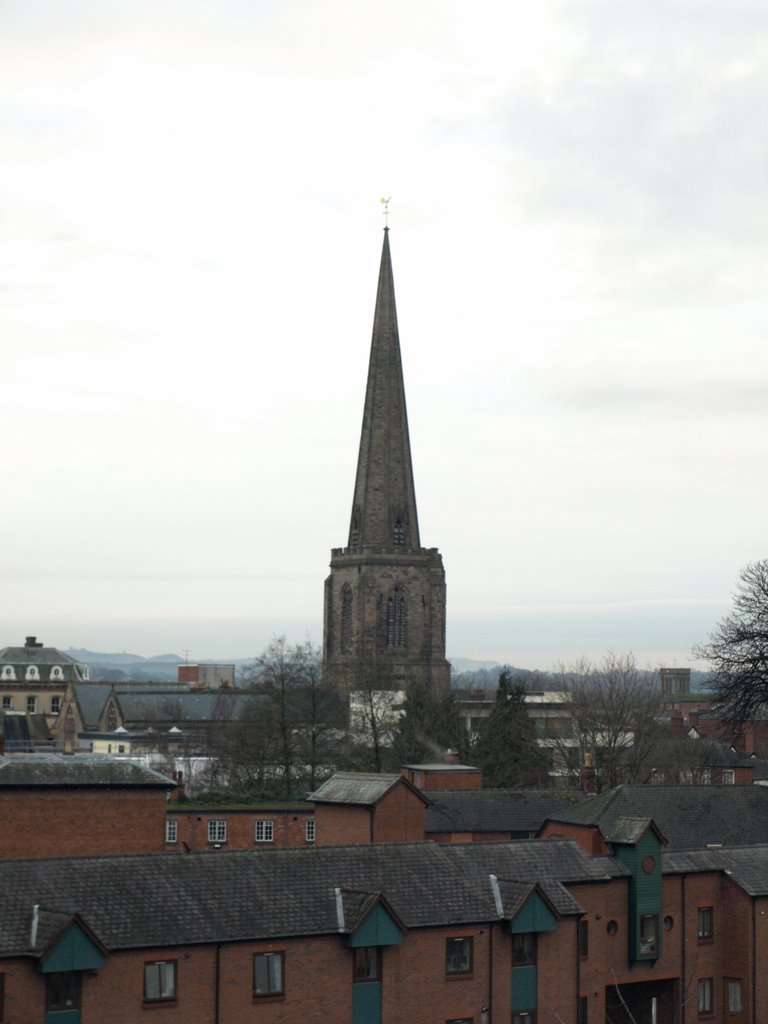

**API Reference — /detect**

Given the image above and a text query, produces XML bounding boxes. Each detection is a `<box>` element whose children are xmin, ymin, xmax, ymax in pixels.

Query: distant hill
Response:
<box><xmin>450</xmin><ymin>657</ymin><xmax>501</xmax><ymax>675</ymax></box>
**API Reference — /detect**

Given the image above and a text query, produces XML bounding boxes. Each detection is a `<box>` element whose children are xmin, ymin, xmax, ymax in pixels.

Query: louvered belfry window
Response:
<box><xmin>387</xmin><ymin>587</ymin><xmax>406</xmax><ymax>647</ymax></box>
<box><xmin>341</xmin><ymin>585</ymin><xmax>353</xmax><ymax>653</ymax></box>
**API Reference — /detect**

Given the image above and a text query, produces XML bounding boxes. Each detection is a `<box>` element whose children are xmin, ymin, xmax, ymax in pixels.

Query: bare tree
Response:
<box><xmin>693</xmin><ymin>559</ymin><xmax>768</xmax><ymax>725</ymax></box>
<box><xmin>553</xmin><ymin>652</ymin><xmax>662</xmax><ymax>792</ymax></box>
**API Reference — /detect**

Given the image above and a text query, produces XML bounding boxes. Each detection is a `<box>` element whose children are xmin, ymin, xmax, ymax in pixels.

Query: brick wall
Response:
<box><xmin>0</xmin><ymin>789</ymin><xmax>166</xmax><ymax>859</ymax></box>
<box><xmin>166</xmin><ymin>807</ymin><xmax>315</xmax><ymax>852</ymax></box>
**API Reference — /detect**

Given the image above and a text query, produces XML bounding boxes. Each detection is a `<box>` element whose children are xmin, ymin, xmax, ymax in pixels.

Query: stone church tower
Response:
<box><xmin>323</xmin><ymin>229</ymin><xmax>450</xmax><ymax>692</ymax></box>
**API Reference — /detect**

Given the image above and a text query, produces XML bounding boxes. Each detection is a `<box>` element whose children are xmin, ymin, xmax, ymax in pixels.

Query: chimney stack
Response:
<box><xmin>581</xmin><ymin>752</ymin><xmax>597</xmax><ymax>796</ymax></box>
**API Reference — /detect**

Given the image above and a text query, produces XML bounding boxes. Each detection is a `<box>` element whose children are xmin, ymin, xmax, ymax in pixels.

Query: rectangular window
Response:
<box><xmin>353</xmin><ymin>947</ymin><xmax>380</xmax><ymax>982</ymax></box>
<box><xmin>1</xmin><ymin>696</ymin><xmax>11</xmax><ymax>710</ymax></box>
<box><xmin>27</xmin><ymin>696</ymin><xmax>36</xmax><ymax>713</ymax></box>
<box><xmin>254</xmin><ymin>952</ymin><xmax>284</xmax><ymax>997</ymax></box>
<box><xmin>51</xmin><ymin>696</ymin><xmax>61</xmax><ymax>714</ymax></box>
<box><xmin>46</xmin><ymin>972</ymin><xmax>82</xmax><ymax>1011</ymax></box>
<box><xmin>726</xmin><ymin>979</ymin><xmax>742</xmax><ymax>1014</ymax></box>
<box><xmin>578</xmin><ymin>919</ymin><xmax>589</xmax><ymax>958</ymax></box>
<box><xmin>305</xmin><ymin>818</ymin><xmax>315</xmax><ymax>843</ymax></box>
<box><xmin>165</xmin><ymin>820</ymin><xmax>178</xmax><ymax>843</ymax></box>
<box><xmin>208</xmin><ymin>819</ymin><xmax>227</xmax><ymax>844</ymax></box>
<box><xmin>255</xmin><ymin>819</ymin><xmax>274</xmax><ymax>843</ymax></box>
<box><xmin>639</xmin><ymin>914</ymin><xmax>658</xmax><ymax>956</ymax></box>
<box><xmin>512</xmin><ymin>932</ymin><xmax>536</xmax><ymax>966</ymax></box>
<box><xmin>723</xmin><ymin>769</ymin><xmax>735</xmax><ymax>784</ymax></box>
<box><xmin>578</xmin><ymin>996</ymin><xmax>588</xmax><ymax>1024</ymax></box>
<box><xmin>446</xmin><ymin>936</ymin><xmax>473</xmax><ymax>975</ymax></box>
<box><xmin>144</xmin><ymin>961</ymin><xmax>176</xmax><ymax>1002</ymax></box>
<box><xmin>698</xmin><ymin>979</ymin><xmax>713</xmax><ymax>1015</ymax></box>
<box><xmin>698</xmin><ymin>907</ymin><xmax>713</xmax><ymax>940</ymax></box>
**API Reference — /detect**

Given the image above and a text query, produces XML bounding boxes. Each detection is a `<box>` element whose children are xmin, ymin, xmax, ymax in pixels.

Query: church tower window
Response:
<box><xmin>387</xmin><ymin>587</ymin><xmax>407</xmax><ymax>648</ymax></box>
<box><xmin>341</xmin><ymin>585</ymin><xmax>353</xmax><ymax>654</ymax></box>
<box><xmin>393</xmin><ymin>519</ymin><xmax>405</xmax><ymax>547</ymax></box>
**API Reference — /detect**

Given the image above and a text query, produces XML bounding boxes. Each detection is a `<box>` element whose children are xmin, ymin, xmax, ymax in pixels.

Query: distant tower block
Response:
<box><xmin>323</xmin><ymin>229</ymin><xmax>450</xmax><ymax>692</ymax></box>
<box><xmin>660</xmin><ymin>668</ymin><xmax>691</xmax><ymax>696</ymax></box>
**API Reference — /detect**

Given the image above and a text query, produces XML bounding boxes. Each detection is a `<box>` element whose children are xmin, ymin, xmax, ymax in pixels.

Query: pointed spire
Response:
<box><xmin>348</xmin><ymin>230</ymin><xmax>421</xmax><ymax>552</ymax></box>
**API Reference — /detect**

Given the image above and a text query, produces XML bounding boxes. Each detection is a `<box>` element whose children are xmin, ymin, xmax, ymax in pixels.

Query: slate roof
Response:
<box><xmin>0</xmin><ymin>840</ymin><xmax>609</xmax><ymax>957</ymax></box>
<box><xmin>309</xmin><ymin>772</ymin><xmax>425</xmax><ymax>806</ymax></box>
<box><xmin>0</xmin><ymin>645</ymin><xmax>83</xmax><ymax>668</ymax></box>
<box><xmin>72</xmin><ymin>684</ymin><xmax>113</xmax><ymax>729</ymax></box>
<box><xmin>544</xmin><ymin>785</ymin><xmax>768</xmax><ymax>849</ymax></box>
<box><xmin>664</xmin><ymin>845</ymin><xmax>768</xmax><ymax>896</ymax></box>
<box><xmin>425</xmin><ymin>789</ymin><xmax>574</xmax><ymax>836</ymax></box>
<box><xmin>0</xmin><ymin>754</ymin><xmax>175</xmax><ymax>789</ymax></box>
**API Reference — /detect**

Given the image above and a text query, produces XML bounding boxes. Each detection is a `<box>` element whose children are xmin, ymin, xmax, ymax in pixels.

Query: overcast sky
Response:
<box><xmin>3</xmin><ymin>1</ymin><xmax>767</xmax><ymax>671</ymax></box>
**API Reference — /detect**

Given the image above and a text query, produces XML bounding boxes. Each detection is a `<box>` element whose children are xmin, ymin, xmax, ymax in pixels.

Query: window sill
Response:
<box><xmin>697</xmin><ymin>938</ymin><xmax>714</xmax><ymax>945</ymax></box>
<box><xmin>253</xmin><ymin>993</ymin><xmax>286</xmax><ymax>1004</ymax></box>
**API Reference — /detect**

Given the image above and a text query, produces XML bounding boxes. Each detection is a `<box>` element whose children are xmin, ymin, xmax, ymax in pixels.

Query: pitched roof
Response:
<box><xmin>664</xmin><ymin>845</ymin><xmax>768</xmax><ymax>895</ymax></box>
<box><xmin>545</xmin><ymin>785</ymin><xmax>768</xmax><ymax>849</ymax></box>
<box><xmin>426</xmin><ymin>790</ymin><xmax>574</xmax><ymax>835</ymax></box>
<box><xmin>0</xmin><ymin>840</ymin><xmax>609</xmax><ymax>957</ymax></box>
<box><xmin>0</xmin><ymin>754</ymin><xmax>175</xmax><ymax>789</ymax></box>
<box><xmin>309</xmin><ymin>772</ymin><xmax>427</xmax><ymax>806</ymax></box>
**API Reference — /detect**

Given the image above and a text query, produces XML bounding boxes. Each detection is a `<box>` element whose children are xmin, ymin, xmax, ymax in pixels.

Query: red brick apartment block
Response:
<box><xmin>0</xmin><ymin>753</ymin><xmax>174</xmax><ymax>859</ymax></box>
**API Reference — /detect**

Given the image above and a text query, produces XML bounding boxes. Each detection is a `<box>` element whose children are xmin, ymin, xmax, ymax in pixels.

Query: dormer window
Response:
<box><xmin>25</xmin><ymin>665</ymin><xmax>40</xmax><ymax>681</ymax></box>
<box><xmin>393</xmin><ymin>519</ymin><xmax>405</xmax><ymax>546</ymax></box>
<box><xmin>2</xmin><ymin>666</ymin><xmax>15</xmax><ymax>680</ymax></box>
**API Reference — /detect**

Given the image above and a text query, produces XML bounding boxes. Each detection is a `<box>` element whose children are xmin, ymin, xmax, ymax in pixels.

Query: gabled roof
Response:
<box><xmin>0</xmin><ymin>839</ymin><xmax>611</xmax><ymax>957</ymax></box>
<box><xmin>544</xmin><ymin>785</ymin><xmax>768</xmax><ymax>849</ymax></box>
<box><xmin>606</xmin><ymin>816</ymin><xmax>666</xmax><ymax>846</ymax></box>
<box><xmin>426</xmin><ymin>789</ymin><xmax>574</xmax><ymax>835</ymax></box>
<box><xmin>0</xmin><ymin>754</ymin><xmax>175</xmax><ymax>789</ymax></box>
<box><xmin>309</xmin><ymin>772</ymin><xmax>428</xmax><ymax>807</ymax></box>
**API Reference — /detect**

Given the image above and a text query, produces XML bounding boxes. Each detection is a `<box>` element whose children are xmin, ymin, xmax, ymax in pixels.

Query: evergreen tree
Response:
<box><xmin>393</xmin><ymin>680</ymin><xmax>470</xmax><ymax>765</ymax></box>
<box><xmin>474</xmin><ymin>668</ymin><xmax>549</xmax><ymax>788</ymax></box>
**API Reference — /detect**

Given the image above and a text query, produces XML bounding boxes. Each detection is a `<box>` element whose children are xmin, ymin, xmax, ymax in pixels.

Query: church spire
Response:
<box><xmin>347</xmin><ymin>229</ymin><xmax>421</xmax><ymax>552</ymax></box>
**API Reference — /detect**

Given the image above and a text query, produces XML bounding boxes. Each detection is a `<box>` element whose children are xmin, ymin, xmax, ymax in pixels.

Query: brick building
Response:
<box><xmin>323</xmin><ymin>230</ymin><xmax>450</xmax><ymax>693</ymax></box>
<box><xmin>2</xmin><ymin>832</ymin><xmax>768</xmax><ymax>1022</ymax></box>
<box><xmin>0</xmin><ymin>753</ymin><xmax>174</xmax><ymax>860</ymax></box>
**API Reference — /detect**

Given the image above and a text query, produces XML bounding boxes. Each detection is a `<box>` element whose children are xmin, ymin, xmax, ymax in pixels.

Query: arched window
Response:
<box><xmin>393</xmin><ymin>519</ymin><xmax>405</xmax><ymax>547</ymax></box>
<box><xmin>341</xmin><ymin>585</ymin><xmax>353</xmax><ymax>654</ymax></box>
<box><xmin>386</xmin><ymin>587</ymin><xmax>407</xmax><ymax>647</ymax></box>
<box><xmin>25</xmin><ymin>666</ymin><xmax>39</xmax><ymax>681</ymax></box>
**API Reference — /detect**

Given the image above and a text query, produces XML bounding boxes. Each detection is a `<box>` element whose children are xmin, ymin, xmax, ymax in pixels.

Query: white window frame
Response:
<box><xmin>722</xmin><ymin>769</ymin><xmax>735</xmax><ymax>785</ymax></box>
<box><xmin>26</xmin><ymin>695</ymin><xmax>36</xmax><ymax>713</ymax></box>
<box><xmin>208</xmin><ymin>819</ymin><xmax>227</xmax><ymax>844</ymax></box>
<box><xmin>165</xmin><ymin>820</ymin><xmax>178</xmax><ymax>844</ymax></box>
<box><xmin>255</xmin><ymin>819</ymin><xmax>274</xmax><ymax>843</ymax></box>
<box><xmin>1</xmin><ymin>696</ymin><xmax>11</xmax><ymax>710</ymax></box>
<box><xmin>51</xmin><ymin>696</ymin><xmax>61</xmax><ymax>714</ymax></box>
<box><xmin>305</xmin><ymin>818</ymin><xmax>315</xmax><ymax>843</ymax></box>
<box><xmin>144</xmin><ymin>960</ymin><xmax>176</xmax><ymax>1002</ymax></box>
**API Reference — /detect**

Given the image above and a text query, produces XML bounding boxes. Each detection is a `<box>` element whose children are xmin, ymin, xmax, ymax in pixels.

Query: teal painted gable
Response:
<box><xmin>346</xmin><ymin>903</ymin><xmax>404</xmax><ymax>948</ymax></box>
<box><xmin>507</xmin><ymin>891</ymin><xmax>557</xmax><ymax>935</ymax></box>
<box><xmin>40</xmin><ymin>922</ymin><xmax>105</xmax><ymax>974</ymax></box>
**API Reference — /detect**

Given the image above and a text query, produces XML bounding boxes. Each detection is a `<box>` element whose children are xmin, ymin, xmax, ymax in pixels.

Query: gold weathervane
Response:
<box><xmin>380</xmin><ymin>196</ymin><xmax>392</xmax><ymax>226</ymax></box>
